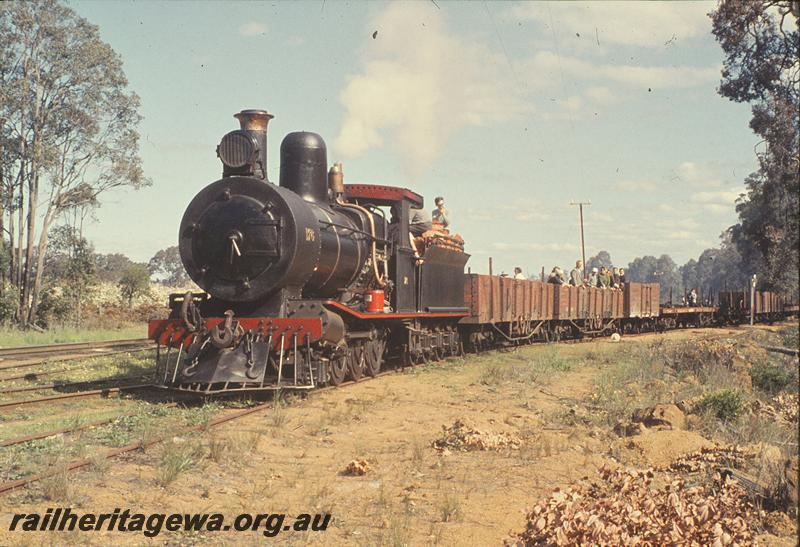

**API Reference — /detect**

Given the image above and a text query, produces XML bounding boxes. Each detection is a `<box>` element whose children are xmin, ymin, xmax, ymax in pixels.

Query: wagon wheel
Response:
<box><xmin>364</xmin><ymin>338</ymin><xmax>385</xmax><ymax>377</ymax></box>
<box><xmin>405</xmin><ymin>348</ymin><xmax>423</xmax><ymax>366</ymax></box>
<box><xmin>419</xmin><ymin>347</ymin><xmax>432</xmax><ymax>364</ymax></box>
<box><xmin>328</xmin><ymin>355</ymin><xmax>347</xmax><ymax>386</ymax></box>
<box><xmin>347</xmin><ymin>343</ymin><xmax>365</xmax><ymax>382</ymax></box>
<box><xmin>451</xmin><ymin>331</ymin><xmax>465</xmax><ymax>357</ymax></box>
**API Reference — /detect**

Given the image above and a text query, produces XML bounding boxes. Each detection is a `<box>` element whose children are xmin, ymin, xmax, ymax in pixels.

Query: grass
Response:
<box><xmin>156</xmin><ymin>438</ymin><xmax>205</xmax><ymax>486</ymax></box>
<box><xmin>410</xmin><ymin>438</ymin><xmax>426</xmax><ymax>464</ymax></box>
<box><xmin>208</xmin><ymin>436</ymin><xmax>229</xmax><ymax>463</ymax></box>
<box><xmin>778</xmin><ymin>324</ymin><xmax>798</xmax><ymax>349</ymax></box>
<box><xmin>438</xmin><ymin>491</ymin><xmax>463</xmax><ymax>522</ymax></box>
<box><xmin>479</xmin><ymin>347</ymin><xmax>571</xmax><ymax>386</ymax></box>
<box><xmin>0</xmin><ymin>324</ymin><xmax>145</xmax><ymax>347</ymax></box>
<box><xmin>379</xmin><ymin>513</ymin><xmax>412</xmax><ymax>547</ymax></box>
<box><xmin>309</xmin><ymin>483</ymin><xmax>334</xmax><ymax>512</ymax></box>
<box><xmin>40</xmin><ymin>468</ymin><xmax>70</xmax><ymax>501</ymax></box>
<box><xmin>589</xmin><ymin>346</ymin><xmax>671</xmax><ymax>426</ymax></box>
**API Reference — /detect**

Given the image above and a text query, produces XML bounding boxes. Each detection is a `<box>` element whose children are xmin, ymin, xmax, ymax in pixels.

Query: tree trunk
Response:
<box><xmin>27</xmin><ymin>206</ymin><xmax>55</xmax><ymax>325</ymax></box>
<box><xmin>20</xmin><ymin>166</ymin><xmax>38</xmax><ymax>325</ymax></box>
<box><xmin>22</xmin><ymin>81</ymin><xmax>43</xmax><ymax>326</ymax></box>
<box><xmin>0</xmin><ymin>127</ymin><xmax>5</xmax><ymax>297</ymax></box>
<box><xmin>15</xmin><ymin>156</ymin><xmax>25</xmax><ymax>290</ymax></box>
<box><xmin>8</xmin><ymin>202</ymin><xmax>14</xmax><ymax>291</ymax></box>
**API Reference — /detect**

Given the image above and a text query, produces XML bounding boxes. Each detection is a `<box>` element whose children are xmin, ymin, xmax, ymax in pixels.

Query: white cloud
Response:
<box><xmin>512</xmin><ymin>1</ymin><xmax>713</xmax><ymax>48</ymax></box>
<box><xmin>672</xmin><ymin>161</ymin><xmax>724</xmax><ymax>187</ymax></box>
<box><xmin>527</xmin><ymin>52</ymin><xmax>718</xmax><ymax>90</ymax></box>
<box><xmin>667</xmin><ymin>231</ymin><xmax>695</xmax><ymax>240</ymax></box>
<box><xmin>239</xmin><ymin>22</ymin><xmax>267</xmax><ymax>37</ymax></box>
<box><xmin>335</xmin><ymin>3</ymin><xmax>531</xmax><ymax>169</ymax></box>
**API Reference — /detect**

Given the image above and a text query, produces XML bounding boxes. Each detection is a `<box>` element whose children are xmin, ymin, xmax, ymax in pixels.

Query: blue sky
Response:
<box><xmin>73</xmin><ymin>0</ymin><xmax>757</xmax><ymax>276</ymax></box>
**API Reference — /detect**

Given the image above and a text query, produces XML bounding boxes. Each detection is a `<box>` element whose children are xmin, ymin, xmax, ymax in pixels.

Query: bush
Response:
<box><xmin>750</xmin><ymin>362</ymin><xmax>794</xmax><ymax>394</ymax></box>
<box><xmin>696</xmin><ymin>389</ymin><xmax>747</xmax><ymax>421</ymax></box>
<box><xmin>0</xmin><ymin>285</ymin><xmax>20</xmax><ymax>324</ymax></box>
<box><xmin>36</xmin><ymin>288</ymin><xmax>72</xmax><ymax>327</ymax></box>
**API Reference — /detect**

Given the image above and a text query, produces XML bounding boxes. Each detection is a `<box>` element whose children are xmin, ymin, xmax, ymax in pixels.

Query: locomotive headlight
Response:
<box><xmin>217</xmin><ymin>130</ymin><xmax>259</xmax><ymax>170</ymax></box>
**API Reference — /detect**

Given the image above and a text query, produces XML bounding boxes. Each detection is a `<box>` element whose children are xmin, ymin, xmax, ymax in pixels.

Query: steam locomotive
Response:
<box><xmin>149</xmin><ymin>109</ymin><xmax>469</xmax><ymax>392</ymax></box>
<box><xmin>148</xmin><ymin>109</ymin><xmax>797</xmax><ymax>395</ymax></box>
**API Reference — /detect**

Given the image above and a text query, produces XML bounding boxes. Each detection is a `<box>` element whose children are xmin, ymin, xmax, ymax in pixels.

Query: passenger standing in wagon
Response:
<box><xmin>570</xmin><ymin>260</ymin><xmax>585</xmax><ymax>287</ymax></box>
<box><xmin>588</xmin><ymin>267</ymin><xmax>599</xmax><ymax>287</ymax></box>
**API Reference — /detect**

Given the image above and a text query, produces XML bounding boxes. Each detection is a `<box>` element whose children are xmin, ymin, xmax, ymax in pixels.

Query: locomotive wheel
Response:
<box><xmin>433</xmin><ymin>344</ymin><xmax>445</xmax><ymax>362</ymax></box>
<box><xmin>364</xmin><ymin>338</ymin><xmax>384</xmax><ymax>377</ymax></box>
<box><xmin>328</xmin><ymin>355</ymin><xmax>347</xmax><ymax>386</ymax></box>
<box><xmin>347</xmin><ymin>344</ymin><xmax>365</xmax><ymax>382</ymax></box>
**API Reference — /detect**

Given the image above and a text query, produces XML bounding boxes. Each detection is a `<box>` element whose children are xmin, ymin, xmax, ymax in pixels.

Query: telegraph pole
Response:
<box><xmin>570</xmin><ymin>201</ymin><xmax>591</xmax><ymax>274</ymax></box>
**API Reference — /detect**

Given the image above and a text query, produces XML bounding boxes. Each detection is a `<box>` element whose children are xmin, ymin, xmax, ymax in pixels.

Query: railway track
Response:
<box><xmin>0</xmin><ymin>366</ymin><xmax>396</xmax><ymax>495</ymax></box>
<box><xmin>0</xmin><ymin>384</ymin><xmax>153</xmax><ymax>411</ymax></box>
<box><xmin>0</xmin><ymin>326</ymin><xmax>767</xmax><ymax>496</ymax></box>
<box><xmin>0</xmin><ymin>338</ymin><xmax>153</xmax><ymax>373</ymax></box>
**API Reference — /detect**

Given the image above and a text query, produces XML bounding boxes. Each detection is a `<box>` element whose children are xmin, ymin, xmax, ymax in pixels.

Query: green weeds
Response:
<box><xmin>695</xmin><ymin>389</ymin><xmax>747</xmax><ymax>421</ymax></box>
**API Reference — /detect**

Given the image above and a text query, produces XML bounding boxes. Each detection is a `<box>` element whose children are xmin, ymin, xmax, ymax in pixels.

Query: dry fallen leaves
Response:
<box><xmin>433</xmin><ymin>419</ymin><xmax>522</xmax><ymax>452</ymax></box>
<box><xmin>343</xmin><ymin>459</ymin><xmax>370</xmax><ymax>476</ymax></box>
<box><xmin>664</xmin><ymin>445</ymin><xmax>754</xmax><ymax>474</ymax></box>
<box><xmin>752</xmin><ymin>392</ymin><xmax>798</xmax><ymax>424</ymax></box>
<box><xmin>507</xmin><ymin>465</ymin><xmax>757</xmax><ymax>546</ymax></box>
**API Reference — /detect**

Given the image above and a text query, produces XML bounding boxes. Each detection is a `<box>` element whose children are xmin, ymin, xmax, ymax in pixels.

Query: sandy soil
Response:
<box><xmin>0</xmin><ymin>326</ymin><xmax>794</xmax><ymax>546</ymax></box>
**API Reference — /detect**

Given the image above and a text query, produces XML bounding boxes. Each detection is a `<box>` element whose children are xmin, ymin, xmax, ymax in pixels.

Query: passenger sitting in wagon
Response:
<box><xmin>431</xmin><ymin>196</ymin><xmax>450</xmax><ymax>229</ymax></box>
<box><xmin>513</xmin><ymin>267</ymin><xmax>525</xmax><ymax>280</ymax></box>
<box><xmin>409</xmin><ymin>206</ymin><xmax>433</xmax><ymax>236</ymax></box>
<box><xmin>618</xmin><ymin>268</ymin><xmax>626</xmax><ymax>286</ymax></box>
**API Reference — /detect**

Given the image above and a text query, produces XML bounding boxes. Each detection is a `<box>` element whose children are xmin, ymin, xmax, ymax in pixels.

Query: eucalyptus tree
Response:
<box><xmin>712</xmin><ymin>1</ymin><xmax>799</xmax><ymax>295</ymax></box>
<box><xmin>0</xmin><ymin>1</ymin><xmax>149</xmax><ymax>325</ymax></box>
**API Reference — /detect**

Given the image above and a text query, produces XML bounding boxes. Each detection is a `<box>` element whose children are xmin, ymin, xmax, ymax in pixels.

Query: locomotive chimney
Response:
<box><xmin>234</xmin><ymin>109</ymin><xmax>273</xmax><ymax>180</ymax></box>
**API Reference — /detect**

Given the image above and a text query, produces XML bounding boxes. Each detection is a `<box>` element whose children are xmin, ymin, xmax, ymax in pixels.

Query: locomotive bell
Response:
<box><xmin>217</xmin><ymin>109</ymin><xmax>273</xmax><ymax>180</ymax></box>
<box><xmin>279</xmin><ymin>132</ymin><xmax>329</xmax><ymax>203</ymax></box>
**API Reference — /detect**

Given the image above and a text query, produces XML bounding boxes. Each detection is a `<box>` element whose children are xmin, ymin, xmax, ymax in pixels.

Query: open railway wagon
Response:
<box><xmin>718</xmin><ymin>290</ymin><xmax>790</xmax><ymax>324</ymax></box>
<box><xmin>460</xmin><ymin>275</ymin><xmax>661</xmax><ymax>347</ymax></box>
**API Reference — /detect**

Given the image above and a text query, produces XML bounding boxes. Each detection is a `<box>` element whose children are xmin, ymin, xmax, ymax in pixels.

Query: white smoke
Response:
<box><xmin>334</xmin><ymin>3</ymin><xmax>530</xmax><ymax>170</ymax></box>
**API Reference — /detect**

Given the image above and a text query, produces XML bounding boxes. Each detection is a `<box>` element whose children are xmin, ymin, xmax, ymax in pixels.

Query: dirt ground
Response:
<box><xmin>0</xmin><ymin>325</ymin><xmax>797</xmax><ymax>546</ymax></box>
